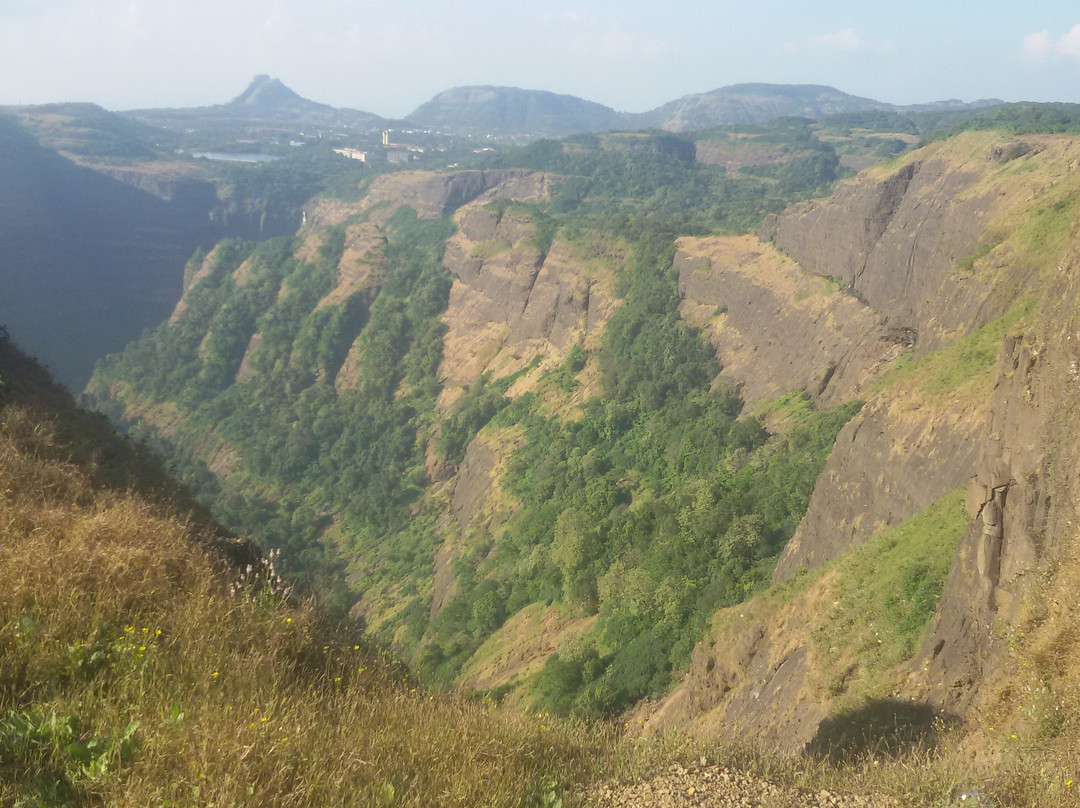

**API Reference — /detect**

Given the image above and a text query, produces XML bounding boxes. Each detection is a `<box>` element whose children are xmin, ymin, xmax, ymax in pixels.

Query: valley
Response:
<box><xmin>4</xmin><ymin>81</ymin><xmax>1080</xmax><ymax>804</ymax></box>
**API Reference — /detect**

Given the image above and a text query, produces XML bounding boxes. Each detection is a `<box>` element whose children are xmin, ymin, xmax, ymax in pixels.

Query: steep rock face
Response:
<box><xmin>674</xmin><ymin>235</ymin><xmax>901</xmax><ymax>408</ymax></box>
<box><xmin>915</xmin><ymin>257</ymin><xmax>1080</xmax><ymax>712</ymax></box>
<box><xmin>0</xmin><ymin>117</ymin><xmax>215</xmax><ymax>390</ymax></box>
<box><xmin>650</xmin><ymin>134</ymin><xmax>1080</xmax><ymax>744</ymax></box>
<box><xmin>430</xmin><ymin>190</ymin><xmax>620</xmax><ymax>619</ymax></box>
<box><xmin>413</xmin><ymin>173</ymin><xmax>621</xmax><ymax>628</ymax></box>
<box><xmin>438</xmin><ymin>197</ymin><xmax>618</xmax><ymax>403</ymax></box>
<box><xmin>760</xmin><ymin>136</ymin><xmax>1053</xmax><ymax>353</ymax></box>
<box><xmin>431</xmin><ymin>425</ymin><xmax>525</xmax><ymax>620</ymax></box>
<box><xmin>763</xmin><ymin>134</ymin><xmax>1080</xmax><ymax>579</ymax></box>
<box><xmin>670</xmin><ymin>228</ymin><xmax>983</xmax><ymax>583</ymax></box>
<box><xmin>359</xmin><ymin>169</ymin><xmax>551</xmax><ymax>224</ymax></box>
<box><xmin>641</xmin><ymin>571</ymin><xmax>841</xmax><ymax>750</ymax></box>
<box><xmin>773</xmin><ymin>396</ymin><xmax>984</xmax><ymax>580</ymax></box>
<box><xmin>316</xmin><ymin>223</ymin><xmax>386</xmax><ymax>311</ymax></box>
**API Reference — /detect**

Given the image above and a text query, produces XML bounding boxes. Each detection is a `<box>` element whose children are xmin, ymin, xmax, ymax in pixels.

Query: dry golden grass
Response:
<box><xmin>0</xmin><ymin>345</ymin><xmax>620</xmax><ymax>806</ymax></box>
<box><xmin>5</xmin><ymin>331</ymin><xmax>1080</xmax><ymax>806</ymax></box>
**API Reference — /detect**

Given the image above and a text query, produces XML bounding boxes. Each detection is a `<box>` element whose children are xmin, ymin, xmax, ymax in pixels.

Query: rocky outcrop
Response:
<box><xmin>914</xmin><ymin>259</ymin><xmax>1080</xmax><ymax>711</ymax></box>
<box><xmin>359</xmin><ymin>169</ymin><xmax>552</xmax><ymax>223</ymax></box>
<box><xmin>672</xmin><ymin>229</ymin><xmax>988</xmax><ymax>583</ymax></box>
<box><xmin>760</xmin><ymin>134</ymin><xmax>1080</xmax><ymax>579</ymax></box>
<box><xmin>675</xmin><ymin>235</ymin><xmax>902</xmax><ymax>408</ymax></box>
<box><xmin>773</xmin><ymin>396</ymin><xmax>985</xmax><ymax>581</ymax></box>
<box><xmin>645</xmin><ymin>134</ymin><xmax>1080</xmax><ymax>748</ymax></box>
<box><xmin>438</xmin><ymin>197</ymin><xmax>617</xmax><ymax>399</ymax></box>
<box><xmin>642</xmin><ymin>575</ymin><xmax>839</xmax><ymax>750</ymax></box>
<box><xmin>315</xmin><ymin>223</ymin><xmax>386</xmax><ymax>311</ymax></box>
<box><xmin>759</xmin><ymin>139</ymin><xmax>1050</xmax><ymax>354</ymax></box>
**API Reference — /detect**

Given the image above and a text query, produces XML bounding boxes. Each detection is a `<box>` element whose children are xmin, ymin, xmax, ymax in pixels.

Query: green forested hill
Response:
<box><xmin>15</xmin><ymin>105</ymin><xmax>1080</xmax><ymax>806</ymax></box>
<box><xmin>86</xmin><ymin>121</ymin><xmax>863</xmax><ymax>716</ymax></box>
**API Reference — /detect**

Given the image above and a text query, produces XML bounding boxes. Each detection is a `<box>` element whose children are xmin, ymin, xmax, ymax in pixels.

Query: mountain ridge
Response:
<box><xmin>6</xmin><ymin>94</ymin><xmax>1080</xmax><ymax>802</ymax></box>
<box><xmin>116</xmin><ymin>74</ymin><xmax>1004</xmax><ymax>138</ymax></box>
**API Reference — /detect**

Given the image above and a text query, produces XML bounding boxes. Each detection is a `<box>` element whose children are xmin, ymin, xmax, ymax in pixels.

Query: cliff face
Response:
<box><xmin>759</xmin><ymin>134</ymin><xmax>1076</xmax><ymax>578</ymax></box>
<box><xmin>760</xmin><ymin>135</ymin><xmax>1080</xmax><ymax>352</ymax></box>
<box><xmin>674</xmin><ymin>235</ymin><xmax>898</xmax><ymax>408</ymax></box>
<box><xmin>0</xmin><ymin>117</ymin><xmax>216</xmax><ymax>390</ymax></box>
<box><xmin>357</xmin><ymin>169</ymin><xmax>550</xmax><ymax>225</ymax></box>
<box><xmin>774</xmin><ymin>394</ymin><xmax>983</xmax><ymax>581</ymax></box>
<box><xmin>438</xmin><ymin>196</ymin><xmax>618</xmax><ymax>405</ymax></box>
<box><xmin>915</xmin><ymin>254</ymin><xmax>1080</xmax><ymax>715</ymax></box>
<box><xmin>650</xmin><ymin>131</ymin><xmax>1080</xmax><ymax>746</ymax></box>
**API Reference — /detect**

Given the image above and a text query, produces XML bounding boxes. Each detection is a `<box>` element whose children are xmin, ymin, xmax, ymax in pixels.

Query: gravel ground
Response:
<box><xmin>585</xmin><ymin>763</ymin><xmax>900</xmax><ymax>808</ymax></box>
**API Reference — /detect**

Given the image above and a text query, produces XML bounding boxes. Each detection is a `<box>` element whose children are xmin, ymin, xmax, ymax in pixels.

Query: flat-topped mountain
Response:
<box><xmin>405</xmin><ymin>85</ymin><xmax>627</xmax><ymax>135</ymax></box>
<box><xmin>405</xmin><ymin>82</ymin><xmax>1004</xmax><ymax>136</ymax></box>
<box><xmin>641</xmin><ymin>83</ymin><xmax>892</xmax><ymax>131</ymax></box>
<box><xmin>640</xmin><ymin>83</ymin><xmax>1003</xmax><ymax>132</ymax></box>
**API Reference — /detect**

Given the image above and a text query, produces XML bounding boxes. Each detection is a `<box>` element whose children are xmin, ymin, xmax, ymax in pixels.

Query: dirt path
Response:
<box><xmin>586</xmin><ymin>763</ymin><xmax>899</xmax><ymax>808</ymax></box>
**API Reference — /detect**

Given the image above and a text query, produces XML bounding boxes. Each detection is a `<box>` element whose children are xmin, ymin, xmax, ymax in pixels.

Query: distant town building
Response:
<box><xmin>382</xmin><ymin>130</ymin><xmax>390</xmax><ymax>146</ymax></box>
<box><xmin>333</xmin><ymin>147</ymin><xmax>369</xmax><ymax>162</ymax></box>
<box><xmin>386</xmin><ymin>150</ymin><xmax>414</xmax><ymax>165</ymax></box>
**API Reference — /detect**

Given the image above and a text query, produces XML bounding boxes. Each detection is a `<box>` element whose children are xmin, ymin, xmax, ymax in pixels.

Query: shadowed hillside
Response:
<box><xmin>0</xmin><ymin>116</ymin><xmax>216</xmax><ymax>389</ymax></box>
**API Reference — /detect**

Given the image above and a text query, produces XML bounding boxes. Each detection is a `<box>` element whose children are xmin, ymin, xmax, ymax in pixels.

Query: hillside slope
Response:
<box><xmin>632</xmin><ymin>132</ymin><xmax>1080</xmax><ymax>783</ymax></box>
<box><xmin>0</xmin><ymin>331</ymin><xmax>653</xmax><ymax>806</ymax></box>
<box><xmin>0</xmin><ymin>115</ymin><xmax>217</xmax><ymax>389</ymax></box>
<box><xmin>83</xmin><ymin>123</ymin><xmax>1080</xmax><ymax>803</ymax></box>
<box><xmin>0</xmin><ymin>337</ymin><xmax>933</xmax><ymax>805</ymax></box>
<box><xmin>86</xmin><ymin>128</ymin><xmax>862</xmax><ymax>712</ymax></box>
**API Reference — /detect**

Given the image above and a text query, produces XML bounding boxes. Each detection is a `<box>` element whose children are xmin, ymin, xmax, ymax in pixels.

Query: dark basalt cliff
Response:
<box><xmin>917</xmin><ymin>264</ymin><xmax>1080</xmax><ymax>712</ymax></box>
<box><xmin>0</xmin><ymin>116</ymin><xmax>217</xmax><ymax>389</ymax></box>
<box><xmin>649</xmin><ymin>131</ymin><xmax>1080</xmax><ymax>747</ymax></box>
<box><xmin>760</xmin><ymin>157</ymin><xmax>999</xmax><ymax>352</ymax></box>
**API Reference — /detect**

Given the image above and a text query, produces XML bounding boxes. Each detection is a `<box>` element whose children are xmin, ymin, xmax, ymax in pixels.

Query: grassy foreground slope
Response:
<box><xmin>0</xmin><ymin>333</ymin><xmax>619</xmax><ymax>806</ymax></box>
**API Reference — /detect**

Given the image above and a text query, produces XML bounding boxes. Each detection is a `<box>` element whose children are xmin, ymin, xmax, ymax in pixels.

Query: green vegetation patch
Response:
<box><xmin>937</xmin><ymin>102</ymin><xmax>1080</xmax><ymax>138</ymax></box>
<box><xmin>1012</xmin><ymin>190</ymin><xmax>1080</xmax><ymax>268</ymax></box>
<box><xmin>89</xmin><ymin>207</ymin><xmax>456</xmax><ymax>611</ymax></box>
<box><xmin>0</xmin><ymin>371</ymin><xmax>620</xmax><ymax>807</ymax></box>
<box><xmin>875</xmin><ymin>299</ymin><xmax>1036</xmax><ymax>400</ymax></box>
<box><xmin>484</xmin><ymin>119</ymin><xmax>841</xmax><ymax>237</ymax></box>
<box><xmin>955</xmin><ymin>240</ymin><xmax>1003</xmax><ymax>275</ymax></box>
<box><xmin>811</xmin><ymin>487</ymin><xmax>968</xmax><ymax>708</ymax></box>
<box><xmin>418</xmin><ymin>230</ymin><xmax>861</xmax><ymax>715</ymax></box>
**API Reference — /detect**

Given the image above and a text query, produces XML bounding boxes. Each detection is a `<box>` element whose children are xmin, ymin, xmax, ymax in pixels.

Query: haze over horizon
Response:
<box><xmin>3</xmin><ymin>0</ymin><xmax>1080</xmax><ymax>118</ymax></box>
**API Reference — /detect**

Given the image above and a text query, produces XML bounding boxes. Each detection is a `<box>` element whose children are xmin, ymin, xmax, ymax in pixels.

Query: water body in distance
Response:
<box><xmin>190</xmin><ymin>152</ymin><xmax>284</xmax><ymax>163</ymax></box>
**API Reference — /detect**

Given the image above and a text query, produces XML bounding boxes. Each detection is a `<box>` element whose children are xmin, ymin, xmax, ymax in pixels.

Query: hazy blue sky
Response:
<box><xmin>3</xmin><ymin>0</ymin><xmax>1080</xmax><ymax>116</ymax></box>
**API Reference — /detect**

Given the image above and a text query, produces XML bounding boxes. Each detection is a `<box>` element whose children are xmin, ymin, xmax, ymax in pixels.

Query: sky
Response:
<box><xmin>2</xmin><ymin>0</ymin><xmax>1080</xmax><ymax>117</ymax></box>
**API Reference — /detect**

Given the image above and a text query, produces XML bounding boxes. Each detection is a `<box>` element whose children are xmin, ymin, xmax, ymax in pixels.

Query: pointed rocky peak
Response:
<box><xmin>224</xmin><ymin>75</ymin><xmax>331</xmax><ymax>113</ymax></box>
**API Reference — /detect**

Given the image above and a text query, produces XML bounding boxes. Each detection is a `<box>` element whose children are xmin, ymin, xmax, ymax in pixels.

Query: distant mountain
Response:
<box><xmin>405</xmin><ymin>82</ymin><xmax>1005</xmax><ymax>137</ymax></box>
<box><xmin>221</xmin><ymin>74</ymin><xmax>335</xmax><ymax>116</ymax></box>
<box><xmin>903</xmin><ymin>97</ymin><xmax>1004</xmax><ymax>113</ymax></box>
<box><xmin>635</xmin><ymin>83</ymin><xmax>891</xmax><ymax>132</ymax></box>
<box><xmin>1</xmin><ymin>102</ymin><xmax>162</xmax><ymax>158</ymax></box>
<box><xmin>634</xmin><ymin>84</ymin><xmax>1005</xmax><ymax>132</ymax></box>
<box><xmin>115</xmin><ymin>76</ymin><xmax>1008</xmax><ymax>142</ymax></box>
<box><xmin>125</xmin><ymin>75</ymin><xmax>388</xmax><ymax>132</ymax></box>
<box><xmin>406</xmin><ymin>85</ymin><xmax>627</xmax><ymax>136</ymax></box>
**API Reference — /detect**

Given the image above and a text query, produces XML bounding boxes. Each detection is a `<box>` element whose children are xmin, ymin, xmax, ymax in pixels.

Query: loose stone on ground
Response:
<box><xmin>586</xmin><ymin>764</ymin><xmax>898</xmax><ymax>807</ymax></box>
